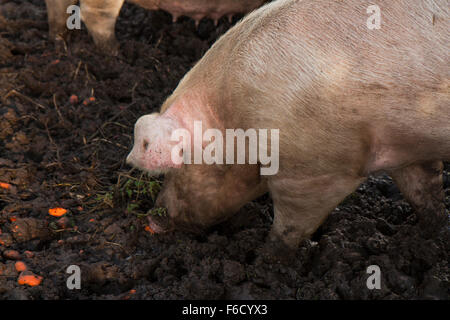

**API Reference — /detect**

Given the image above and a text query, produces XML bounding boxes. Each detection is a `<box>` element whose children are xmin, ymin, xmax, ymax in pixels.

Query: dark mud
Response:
<box><xmin>0</xmin><ymin>0</ymin><xmax>448</xmax><ymax>300</ymax></box>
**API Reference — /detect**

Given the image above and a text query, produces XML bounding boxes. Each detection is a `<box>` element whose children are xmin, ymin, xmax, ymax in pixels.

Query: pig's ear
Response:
<box><xmin>129</xmin><ymin>113</ymin><xmax>184</xmax><ymax>174</ymax></box>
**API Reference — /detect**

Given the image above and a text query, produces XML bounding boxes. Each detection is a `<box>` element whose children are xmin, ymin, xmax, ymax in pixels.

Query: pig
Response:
<box><xmin>127</xmin><ymin>0</ymin><xmax>450</xmax><ymax>251</ymax></box>
<box><xmin>45</xmin><ymin>0</ymin><xmax>266</xmax><ymax>54</ymax></box>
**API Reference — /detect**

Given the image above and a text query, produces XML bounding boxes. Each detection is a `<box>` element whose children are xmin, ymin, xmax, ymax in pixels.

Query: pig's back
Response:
<box><xmin>227</xmin><ymin>0</ymin><xmax>449</xmax><ymax>112</ymax></box>
<box><xmin>215</xmin><ymin>0</ymin><xmax>450</xmax><ymax>173</ymax></box>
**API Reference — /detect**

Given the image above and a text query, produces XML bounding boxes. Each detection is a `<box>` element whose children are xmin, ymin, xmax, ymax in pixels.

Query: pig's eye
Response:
<box><xmin>143</xmin><ymin>140</ymin><xmax>149</xmax><ymax>151</ymax></box>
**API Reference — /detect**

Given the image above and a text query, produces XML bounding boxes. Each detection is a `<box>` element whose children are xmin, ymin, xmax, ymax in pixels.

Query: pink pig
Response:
<box><xmin>127</xmin><ymin>0</ymin><xmax>450</xmax><ymax>250</ymax></box>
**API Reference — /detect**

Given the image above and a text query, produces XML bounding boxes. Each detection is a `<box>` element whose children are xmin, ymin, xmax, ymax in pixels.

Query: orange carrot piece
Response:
<box><xmin>0</xmin><ymin>182</ymin><xmax>11</xmax><ymax>189</ymax></box>
<box><xmin>48</xmin><ymin>208</ymin><xmax>68</xmax><ymax>217</ymax></box>
<box><xmin>15</xmin><ymin>261</ymin><xmax>27</xmax><ymax>272</ymax></box>
<box><xmin>18</xmin><ymin>271</ymin><xmax>43</xmax><ymax>286</ymax></box>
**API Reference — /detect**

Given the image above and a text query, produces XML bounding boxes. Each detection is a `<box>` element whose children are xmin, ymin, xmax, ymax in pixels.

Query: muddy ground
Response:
<box><xmin>0</xmin><ymin>0</ymin><xmax>448</xmax><ymax>300</ymax></box>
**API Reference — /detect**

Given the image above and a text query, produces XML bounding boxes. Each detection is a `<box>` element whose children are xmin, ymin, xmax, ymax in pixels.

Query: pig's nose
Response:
<box><xmin>126</xmin><ymin>151</ymin><xmax>134</xmax><ymax>166</ymax></box>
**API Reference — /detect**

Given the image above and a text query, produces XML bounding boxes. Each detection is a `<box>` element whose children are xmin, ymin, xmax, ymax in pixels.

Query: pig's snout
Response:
<box><xmin>126</xmin><ymin>149</ymin><xmax>136</xmax><ymax>167</ymax></box>
<box><xmin>126</xmin><ymin>144</ymin><xmax>144</xmax><ymax>169</ymax></box>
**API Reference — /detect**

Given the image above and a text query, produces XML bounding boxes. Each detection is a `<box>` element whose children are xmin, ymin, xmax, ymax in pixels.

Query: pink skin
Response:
<box><xmin>127</xmin><ymin>0</ymin><xmax>449</xmax><ymax>250</ymax></box>
<box><xmin>127</xmin><ymin>93</ymin><xmax>257</xmax><ymax>234</ymax></box>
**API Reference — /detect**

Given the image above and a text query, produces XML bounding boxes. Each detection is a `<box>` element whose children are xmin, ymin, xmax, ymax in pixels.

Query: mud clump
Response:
<box><xmin>0</xmin><ymin>0</ymin><xmax>448</xmax><ymax>300</ymax></box>
<box><xmin>10</xmin><ymin>218</ymin><xmax>52</xmax><ymax>243</ymax></box>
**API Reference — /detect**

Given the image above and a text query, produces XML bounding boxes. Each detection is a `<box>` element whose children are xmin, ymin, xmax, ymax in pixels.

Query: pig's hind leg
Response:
<box><xmin>390</xmin><ymin>161</ymin><xmax>448</xmax><ymax>238</ymax></box>
<box><xmin>265</xmin><ymin>173</ymin><xmax>366</xmax><ymax>257</ymax></box>
<box><xmin>80</xmin><ymin>0</ymin><xmax>124</xmax><ymax>55</ymax></box>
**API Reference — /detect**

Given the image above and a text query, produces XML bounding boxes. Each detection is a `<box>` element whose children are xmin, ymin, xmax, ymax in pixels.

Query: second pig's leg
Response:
<box><xmin>45</xmin><ymin>0</ymin><xmax>78</xmax><ymax>41</ymax></box>
<box><xmin>80</xmin><ymin>0</ymin><xmax>124</xmax><ymax>55</ymax></box>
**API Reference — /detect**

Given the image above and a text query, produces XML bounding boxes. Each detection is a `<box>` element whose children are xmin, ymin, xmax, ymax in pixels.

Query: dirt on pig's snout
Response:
<box><xmin>0</xmin><ymin>0</ymin><xmax>448</xmax><ymax>300</ymax></box>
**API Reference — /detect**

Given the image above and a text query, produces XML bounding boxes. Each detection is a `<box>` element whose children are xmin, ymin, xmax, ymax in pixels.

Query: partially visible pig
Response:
<box><xmin>45</xmin><ymin>0</ymin><xmax>266</xmax><ymax>54</ymax></box>
<box><xmin>127</xmin><ymin>0</ymin><xmax>450</xmax><ymax>250</ymax></box>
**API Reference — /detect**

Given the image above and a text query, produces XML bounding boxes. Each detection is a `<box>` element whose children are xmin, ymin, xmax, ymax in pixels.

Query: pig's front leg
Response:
<box><xmin>45</xmin><ymin>0</ymin><xmax>78</xmax><ymax>41</ymax></box>
<box><xmin>80</xmin><ymin>0</ymin><xmax>124</xmax><ymax>55</ymax></box>
<box><xmin>264</xmin><ymin>173</ymin><xmax>366</xmax><ymax>259</ymax></box>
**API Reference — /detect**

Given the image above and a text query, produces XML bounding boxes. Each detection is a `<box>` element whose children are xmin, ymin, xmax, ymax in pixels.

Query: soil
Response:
<box><xmin>0</xmin><ymin>0</ymin><xmax>449</xmax><ymax>300</ymax></box>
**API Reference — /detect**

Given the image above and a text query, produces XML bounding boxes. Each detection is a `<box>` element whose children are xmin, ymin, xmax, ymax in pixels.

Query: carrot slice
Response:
<box><xmin>15</xmin><ymin>261</ymin><xmax>27</xmax><ymax>272</ymax></box>
<box><xmin>69</xmin><ymin>95</ymin><xmax>79</xmax><ymax>104</ymax></box>
<box><xmin>49</xmin><ymin>208</ymin><xmax>67</xmax><ymax>217</ymax></box>
<box><xmin>18</xmin><ymin>271</ymin><xmax>43</xmax><ymax>287</ymax></box>
<box><xmin>0</xmin><ymin>182</ymin><xmax>11</xmax><ymax>189</ymax></box>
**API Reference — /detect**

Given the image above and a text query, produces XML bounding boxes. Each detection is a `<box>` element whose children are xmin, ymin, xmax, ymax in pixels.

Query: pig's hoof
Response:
<box><xmin>93</xmin><ymin>38</ymin><xmax>120</xmax><ymax>57</ymax></box>
<box><xmin>53</xmin><ymin>38</ymin><xmax>68</xmax><ymax>54</ymax></box>
<box><xmin>48</xmin><ymin>30</ymin><xmax>70</xmax><ymax>53</ymax></box>
<box><xmin>48</xmin><ymin>27</ymin><xmax>68</xmax><ymax>43</ymax></box>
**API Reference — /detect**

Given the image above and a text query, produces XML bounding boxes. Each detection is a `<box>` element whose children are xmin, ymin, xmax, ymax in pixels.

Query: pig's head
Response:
<box><xmin>126</xmin><ymin>112</ymin><xmax>267</xmax><ymax>234</ymax></box>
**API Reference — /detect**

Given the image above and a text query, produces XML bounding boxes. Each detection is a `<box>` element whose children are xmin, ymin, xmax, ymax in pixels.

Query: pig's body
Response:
<box><xmin>45</xmin><ymin>0</ymin><xmax>266</xmax><ymax>54</ymax></box>
<box><xmin>127</xmin><ymin>0</ymin><xmax>450</xmax><ymax>249</ymax></box>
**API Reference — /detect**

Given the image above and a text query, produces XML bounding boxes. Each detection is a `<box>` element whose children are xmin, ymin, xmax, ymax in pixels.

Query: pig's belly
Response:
<box><xmin>365</xmin><ymin>128</ymin><xmax>448</xmax><ymax>174</ymax></box>
<box><xmin>129</xmin><ymin>0</ymin><xmax>265</xmax><ymax>21</ymax></box>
